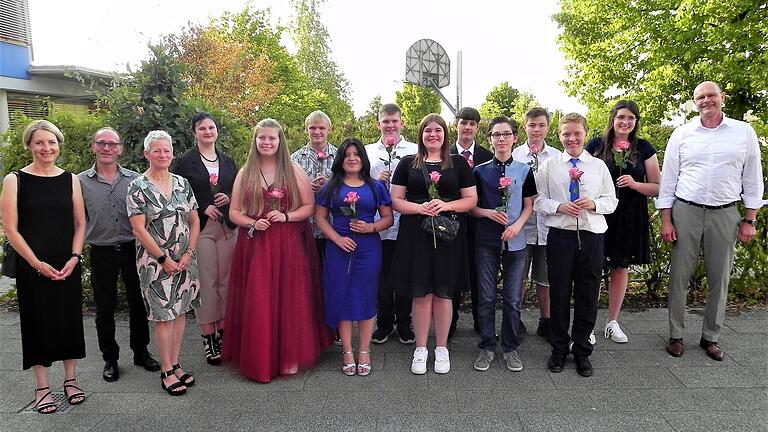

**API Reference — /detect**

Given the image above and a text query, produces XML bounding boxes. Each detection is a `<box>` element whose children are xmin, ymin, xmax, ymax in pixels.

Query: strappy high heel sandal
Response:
<box><xmin>172</xmin><ymin>363</ymin><xmax>195</xmax><ymax>387</ymax></box>
<box><xmin>63</xmin><ymin>378</ymin><xmax>85</xmax><ymax>405</ymax></box>
<box><xmin>357</xmin><ymin>350</ymin><xmax>372</xmax><ymax>376</ymax></box>
<box><xmin>342</xmin><ymin>349</ymin><xmax>356</xmax><ymax>376</ymax></box>
<box><xmin>34</xmin><ymin>387</ymin><xmax>57</xmax><ymax>414</ymax></box>
<box><xmin>160</xmin><ymin>370</ymin><xmax>186</xmax><ymax>396</ymax></box>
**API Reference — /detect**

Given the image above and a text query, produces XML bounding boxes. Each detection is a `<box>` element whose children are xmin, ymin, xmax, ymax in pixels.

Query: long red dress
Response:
<box><xmin>223</xmin><ymin>187</ymin><xmax>332</xmax><ymax>382</ymax></box>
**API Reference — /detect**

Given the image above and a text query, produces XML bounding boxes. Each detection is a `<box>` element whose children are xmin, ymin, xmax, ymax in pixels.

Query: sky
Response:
<box><xmin>27</xmin><ymin>0</ymin><xmax>586</xmax><ymax>118</ymax></box>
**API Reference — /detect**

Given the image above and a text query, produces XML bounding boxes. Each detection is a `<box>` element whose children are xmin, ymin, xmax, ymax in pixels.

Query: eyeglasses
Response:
<box><xmin>94</xmin><ymin>141</ymin><xmax>121</xmax><ymax>149</ymax></box>
<box><xmin>489</xmin><ymin>132</ymin><xmax>516</xmax><ymax>139</ymax></box>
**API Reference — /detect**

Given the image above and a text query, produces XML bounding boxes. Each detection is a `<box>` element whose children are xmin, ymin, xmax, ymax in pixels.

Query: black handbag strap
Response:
<box><xmin>419</xmin><ymin>162</ymin><xmax>431</xmax><ymax>192</ymax></box>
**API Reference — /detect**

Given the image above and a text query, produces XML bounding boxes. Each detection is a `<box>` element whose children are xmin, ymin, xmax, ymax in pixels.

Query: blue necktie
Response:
<box><xmin>569</xmin><ymin>158</ymin><xmax>579</xmax><ymax>202</ymax></box>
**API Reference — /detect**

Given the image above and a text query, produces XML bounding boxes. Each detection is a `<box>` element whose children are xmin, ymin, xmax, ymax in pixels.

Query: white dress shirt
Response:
<box><xmin>534</xmin><ymin>150</ymin><xmax>618</xmax><ymax>233</ymax></box>
<box><xmin>512</xmin><ymin>142</ymin><xmax>561</xmax><ymax>244</ymax></box>
<box><xmin>365</xmin><ymin>136</ymin><xmax>418</xmax><ymax>241</ymax></box>
<box><xmin>656</xmin><ymin>116</ymin><xmax>765</xmax><ymax>209</ymax></box>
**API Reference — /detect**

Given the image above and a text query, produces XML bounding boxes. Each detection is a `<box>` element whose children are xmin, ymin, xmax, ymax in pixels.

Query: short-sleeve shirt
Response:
<box><xmin>391</xmin><ymin>154</ymin><xmax>476</xmax><ymax>203</ymax></box>
<box><xmin>474</xmin><ymin>158</ymin><xmax>537</xmax><ymax>248</ymax></box>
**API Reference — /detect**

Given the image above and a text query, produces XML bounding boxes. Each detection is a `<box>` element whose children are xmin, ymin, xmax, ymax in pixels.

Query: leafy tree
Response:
<box><xmin>479</xmin><ymin>82</ymin><xmax>520</xmax><ymax>119</ymax></box>
<box><xmin>554</xmin><ymin>0</ymin><xmax>768</xmax><ymax>124</ymax></box>
<box><xmin>164</xmin><ymin>25</ymin><xmax>279</xmax><ymax>124</ymax></box>
<box><xmin>102</xmin><ymin>45</ymin><xmax>191</xmax><ymax>169</ymax></box>
<box><xmin>290</xmin><ymin>0</ymin><xmax>354</xmax><ymax>123</ymax></box>
<box><xmin>212</xmin><ymin>7</ymin><xmax>313</xmax><ymax>127</ymax></box>
<box><xmin>395</xmin><ymin>83</ymin><xmax>441</xmax><ymax>140</ymax></box>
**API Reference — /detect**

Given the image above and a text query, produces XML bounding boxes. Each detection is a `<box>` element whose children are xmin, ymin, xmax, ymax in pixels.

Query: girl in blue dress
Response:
<box><xmin>315</xmin><ymin>138</ymin><xmax>393</xmax><ymax>376</ymax></box>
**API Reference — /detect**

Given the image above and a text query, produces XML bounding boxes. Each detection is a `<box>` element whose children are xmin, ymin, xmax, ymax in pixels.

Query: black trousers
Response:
<box><xmin>376</xmin><ymin>240</ymin><xmax>412</xmax><ymax>331</ymax></box>
<box><xmin>451</xmin><ymin>225</ymin><xmax>479</xmax><ymax>332</ymax></box>
<box><xmin>90</xmin><ymin>241</ymin><xmax>149</xmax><ymax>362</ymax></box>
<box><xmin>546</xmin><ymin>228</ymin><xmax>603</xmax><ymax>358</ymax></box>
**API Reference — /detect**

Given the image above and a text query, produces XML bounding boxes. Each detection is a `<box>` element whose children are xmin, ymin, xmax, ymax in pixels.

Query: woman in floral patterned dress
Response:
<box><xmin>127</xmin><ymin>130</ymin><xmax>200</xmax><ymax>396</ymax></box>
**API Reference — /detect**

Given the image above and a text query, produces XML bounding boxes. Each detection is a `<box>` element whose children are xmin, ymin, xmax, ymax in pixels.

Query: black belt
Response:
<box><xmin>676</xmin><ymin>197</ymin><xmax>737</xmax><ymax>210</ymax></box>
<box><xmin>91</xmin><ymin>240</ymin><xmax>135</xmax><ymax>252</ymax></box>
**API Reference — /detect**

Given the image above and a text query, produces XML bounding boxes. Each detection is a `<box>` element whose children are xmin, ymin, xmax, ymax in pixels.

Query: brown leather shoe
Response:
<box><xmin>699</xmin><ymin>338</ymin><xmax>724</xmax><ymax>361</ymax></box>
<box><xmin>666</xmin><ymin>338</ymin><xmax>684</xmax><ymax>357</ymax></box>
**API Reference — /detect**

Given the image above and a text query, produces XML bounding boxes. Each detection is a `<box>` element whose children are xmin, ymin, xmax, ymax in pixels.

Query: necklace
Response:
<box><xmin>200</xmin><ymin>151</ymin><xmax>218</xmax><ymax>163</ymax></box>
<box><xmin>147</xmin><ymin>172</ymin><xmax>170</xmax><ymax>181</ymax></box>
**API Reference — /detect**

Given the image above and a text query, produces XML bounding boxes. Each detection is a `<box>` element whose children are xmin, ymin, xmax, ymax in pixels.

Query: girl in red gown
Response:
<box><xmin>223</xmin><ymin>118</ymin><xmax>332</xmax><ymax>382</ymax></box>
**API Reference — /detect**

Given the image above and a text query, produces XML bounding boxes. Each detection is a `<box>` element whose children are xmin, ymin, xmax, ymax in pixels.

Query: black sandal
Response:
<box><xmin>160</xmin><ymin>370</ymin><xmax>187</xmax><ymax>396</ymax></box>
<box><xmin>34</xmin><ymin>387</ymin><xmax>57</xmax><ymax>414</ymax></box>
<box><xmin>172</xmin><ymin>363</ymin><xmax>195</xmax><ymax>387</ymax></box>
<box><xmin>63</xmin><ymin>378</ymin><xmax>85</xmax><ymax>405</ymax></box>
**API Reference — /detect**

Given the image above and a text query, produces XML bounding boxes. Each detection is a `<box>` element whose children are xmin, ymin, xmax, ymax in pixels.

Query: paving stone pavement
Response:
<box><xmin>0</xmin><ymin>307</ymin><xmax>766</xmax><ymax>432</ymax></box>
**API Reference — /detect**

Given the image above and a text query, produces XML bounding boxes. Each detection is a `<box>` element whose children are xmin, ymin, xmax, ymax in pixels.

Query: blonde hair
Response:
<box><xmin>304</xmin><ymin>110</ymin><xmax>331</xmax><ymax>128</ymax></box>
<box><xmin>240</xmin><ymin>119</ymin><xmax>301</xmax><ymax>215</ymax></box>
<box><xmin>22</xmin><ymin>120</ymin><xmax>64</xmax><ymax>146</ymax></box>
<box><xmin>558</xmin><ymin>112</ymin><xmax>588</xmax><ymax>132</ymax></box>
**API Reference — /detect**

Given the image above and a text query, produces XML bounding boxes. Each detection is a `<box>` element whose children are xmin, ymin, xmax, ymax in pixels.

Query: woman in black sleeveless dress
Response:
<box><xmin>1</xmin><ymin>120</ymin><xmax>87</xmax><ymax>413</ymax></box>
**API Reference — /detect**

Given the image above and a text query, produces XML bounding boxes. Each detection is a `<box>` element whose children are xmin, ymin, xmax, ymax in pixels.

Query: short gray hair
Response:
<box><xmin>143</xmin><ymin>130</ymin><xmax>173</xmax><ymax>151</ymax></box>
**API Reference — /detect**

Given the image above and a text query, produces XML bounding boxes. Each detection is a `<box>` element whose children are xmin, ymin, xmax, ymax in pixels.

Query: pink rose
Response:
<box><xmin>269</xmin><ymin>188</ymin><xmax>285</xmax><ymax>199</ymax></box>
<box><xmin>344</xmin><ymin>191</ymin><xmax>359</xmax><ymax>204</ymax></box>
<box><xmin>499</xmin><ymin>177</ymin><xmax>513</xmax><ymax>188</ymax></box>
<box><xmin>317</xmin><ymin>150</ymin><xmax>327</xmax><ymax>160</ymax></box>
<box><xmin>467</xmin><ymin>159</ymin><xmax>475</xmax><ymax>168</ymax></box>
<box><xmin>529</xmin><ymin>143</ymin><xmax>540</xmax><ymax>154</ymax></box>
<box><xmin>209</xmin><ymin>173</ymin><xmax>219</xmax><ymax>186</ymax></box>
<box><xmin>429</xmin><ymin>171</ymin><xmax>442</xmax><ymax>184</ymax></box>
<box><xmin>569</xmin><ymin>167</ymin><xmax>584</xmax><ymax>181</ymax></box>
<box><xmin>383</xmin><ymin>136</ymin><xmax>398</xmax><ymax>147</ymax></box>
<box><xmin>616</xmin><ymin>140</ymin><xmax>630</xmax><ymax>151</ymax></box>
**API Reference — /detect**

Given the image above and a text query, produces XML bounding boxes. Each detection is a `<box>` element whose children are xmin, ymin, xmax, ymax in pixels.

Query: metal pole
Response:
<box><xmin>456</xmin><ymin>51</ymin><xmax>462</xmax><ymax>110</ymax></box>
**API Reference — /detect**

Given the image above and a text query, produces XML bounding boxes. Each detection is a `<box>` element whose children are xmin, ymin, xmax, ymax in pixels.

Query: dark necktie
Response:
<box><xmin>462</xmin><ymin>150</ymin><xmax>471</xmax><ymax>161</ymax></box>
<box><xmin>569</xmin><ymin>158</ymin><xmax>579</xmax><ymax>201</ymax></box>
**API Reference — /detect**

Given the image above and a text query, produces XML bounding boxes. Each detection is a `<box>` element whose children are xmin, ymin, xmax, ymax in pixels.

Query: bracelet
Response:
<box><xmin>283</xmin><ymin>212</ymin><xmax>289</xmax><ymax>223</ymax></box>
<box><xmin>184</xmin><ymin>248</ymin><xmax>197</xmax><ymax>258</ymax></box>
<box><xmin>741</xmin><ymin>218</ymin><xmax>757</xmax><ymax>226</ymax></box>
<box><xmin>70</xmin><ymin>252</ymin><xmax>82</xmax><ymax>262</ymax></box>
<box><xmin>247</xmin><ymin>220</ymin><xmax>257</xmax><ymax>239</ymax></box>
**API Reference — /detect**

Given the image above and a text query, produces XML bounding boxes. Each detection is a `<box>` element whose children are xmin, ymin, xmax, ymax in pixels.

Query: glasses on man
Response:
<box><xmin>489</xmin><ymin>132</ymin><xmax>516</xmax><ymax>139</ymax></box>
<box><xmin>93</xmin><ymin>141</ymin><xmax>121</xmax><ymax>149</ymax></box>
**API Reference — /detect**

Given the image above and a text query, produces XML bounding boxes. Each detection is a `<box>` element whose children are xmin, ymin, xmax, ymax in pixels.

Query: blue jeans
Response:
<box><xmin>475</xmin><ymin>245</ymin><xmax>527</xmax><ymax>352</ymax></box>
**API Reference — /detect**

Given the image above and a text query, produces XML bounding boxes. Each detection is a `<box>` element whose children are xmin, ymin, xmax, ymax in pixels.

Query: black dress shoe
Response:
<box><xmin>103</xmin><ymin>361</ymin><xmax>119</xmax><ymax>382</ymax></box>
<box><xmin>547</xmin><ymin>354</ymin><xmax>565</xmax><ymax>373</ymax></box>
<box><xmin>574</xmin><ymin>355</ymin><xmax>593</xmax><ymax>377</ymax></box>
<box><xmin>134</xmin><ymin>352</ymin><xmax>161</xmax><ymax>372</ymax></box>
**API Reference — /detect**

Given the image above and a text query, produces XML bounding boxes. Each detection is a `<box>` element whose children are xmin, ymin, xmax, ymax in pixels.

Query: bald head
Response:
<box><xmin>694</xmin><ymin>81</ymin><xmax>722</xmax><ymax>96</ymax></box>
<box><xmin>693</xmin><ymin>81</ymin><xmax>725</xmax><ymax>123</ymax></box>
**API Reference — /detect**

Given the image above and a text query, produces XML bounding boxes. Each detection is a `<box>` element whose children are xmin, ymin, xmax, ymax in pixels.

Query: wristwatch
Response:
<box><xmin>157</xmin><ymin>254</ymin><xmax>167</xmax><ymax>264</ymax></box>
<box><xmin>741</xmin><ymin>218</ymin><xmax>757</xmax><ymax>226</ymax></box>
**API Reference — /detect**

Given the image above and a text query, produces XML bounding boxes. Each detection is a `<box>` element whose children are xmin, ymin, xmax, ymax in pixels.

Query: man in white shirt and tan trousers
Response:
<box><xmin>658</xmin><ymin>81</ymin><xmax>764</xmax><ymax>361</ymax></box>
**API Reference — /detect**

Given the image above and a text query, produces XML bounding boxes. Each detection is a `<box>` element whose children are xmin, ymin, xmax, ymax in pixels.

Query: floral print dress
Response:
<box><xmin>127</xmin><ymin>174</ymin><xmax>200</xmax><ymax>322</ymax></box>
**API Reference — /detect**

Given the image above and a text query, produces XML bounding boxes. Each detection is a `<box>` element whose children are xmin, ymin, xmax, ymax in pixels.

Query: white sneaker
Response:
<box><xmin>434</xmin><ymin>347</ymin><xmax>450</xmax><ymax>374</ymax></box>
<box><xmin>411</xmin><ymin>347</ymin><xmax>428</xmax><ymax>375</ymax></box>
<box><xmin>588</xmin><ymin>330</ymin><xmax>596</xmax><ymax>345</ymax></box>
<box><xmin>604</xmin><ymin>320</ymin><xmax>629</xmax><ymax>343</ymax></box>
